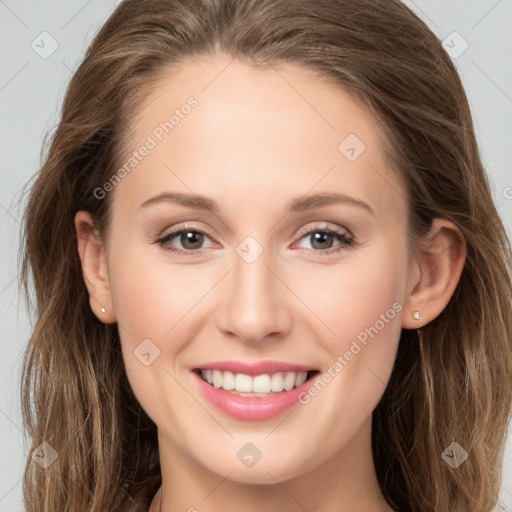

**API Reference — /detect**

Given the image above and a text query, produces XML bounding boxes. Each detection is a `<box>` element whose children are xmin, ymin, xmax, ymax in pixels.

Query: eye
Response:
<box><xmin>293</xmin><ymin>223</ymin><xmax>355</xmax><ymax>255</ymax></box>
<box><xmin>155</xmin><ymin>222</ymin><xmax>355</xmax><ymax>257</ymax></box>
<box><xmin>155</xmin><ymin>224</ymin><xmax>216</xmax><ymax>257</ymax></box>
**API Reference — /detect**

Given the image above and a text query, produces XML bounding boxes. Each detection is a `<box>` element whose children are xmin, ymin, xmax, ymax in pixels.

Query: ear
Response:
<box><xmin>402</xmin><ymin>218</ymin><xmax>467</xmax><ymax>329</ymax></box>
<box><xmin>74</xmin><ymin>211</ymin><xmax>117</xmax><ymax>324</ymax></box>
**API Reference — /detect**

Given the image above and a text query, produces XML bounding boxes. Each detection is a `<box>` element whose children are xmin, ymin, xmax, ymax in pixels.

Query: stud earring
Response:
<box><xmin>101</xmin><ymin>307</ymin><xmax>106</xmax><ymax>313</ymax></box>
<box><xmin>413</xmin><ymin>311</ymin><xmax>421</xmax><ymax>320</ymax></box>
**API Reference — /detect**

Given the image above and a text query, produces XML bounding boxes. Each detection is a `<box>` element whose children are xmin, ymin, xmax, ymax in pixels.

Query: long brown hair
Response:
<box><xmin>19</xmin><ymin>0</ymin><xmax>512</xmax><ymax>510</ymax></box>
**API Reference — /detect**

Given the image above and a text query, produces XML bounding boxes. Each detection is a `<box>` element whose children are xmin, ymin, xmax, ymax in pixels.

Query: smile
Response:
<box><xmin>198</xmin><ymin>369</ymin><xmax>316</xmax><ymax>396</ymax></box>
<box><xmin>192</xmin><ymin>361</ymin><xmax>320</xmax><ymax>420</ymax></box>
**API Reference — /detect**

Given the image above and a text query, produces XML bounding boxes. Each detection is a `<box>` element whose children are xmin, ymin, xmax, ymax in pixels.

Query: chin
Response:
<box><xmin>201</xmin><ymin>453</ymin><xmax>310</xmax><ymax>485</ymax></box>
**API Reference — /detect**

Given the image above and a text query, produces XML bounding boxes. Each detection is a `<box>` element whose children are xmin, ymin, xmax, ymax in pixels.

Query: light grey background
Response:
<box><xmin>0</xmin><ymin>1</ymin><xmax>511</xmax><ymax>510</ymax></box>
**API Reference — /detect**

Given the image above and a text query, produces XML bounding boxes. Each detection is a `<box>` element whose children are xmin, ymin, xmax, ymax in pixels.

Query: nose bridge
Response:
<box><xmin>215</xmin><ymin>238</ymin><xmax>291</xmax><ymax>343</ymax></box>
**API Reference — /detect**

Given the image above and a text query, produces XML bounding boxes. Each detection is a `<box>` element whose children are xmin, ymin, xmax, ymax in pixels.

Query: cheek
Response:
<box><xmin>107</xmin><ymin>247</ymin><xmax>195</xmax><ymax>424</ymax></box>
<box><xmin>106</xmin><ymin>244</ymin><xmax>218</xmax><ymax>402</ymax></box>
<box><xmin>108</xmin><ymin>244</ymin><xmax>204</xmax><ymax>343</ymax></box>
<box><xmin>298</xmin><ymin>248</ymin><xmax>405</xmax><ymax>395</ymax></box>
<box><xmin>288</xmin><ymin>259</ymin><xmax>404</xmax><ymax>461</ymax></box>
<box><xmin>302</xmin><ymin>252</ymin><xmax>404</xmax><ymax>341</ymax></box>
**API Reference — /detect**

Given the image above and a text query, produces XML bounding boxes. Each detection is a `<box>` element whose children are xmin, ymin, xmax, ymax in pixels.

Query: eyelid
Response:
<box><xmin>293</xmin><ymin>222</ymin><xmax>351</xmax><ymax>241</ymax></box>
<box><xmin>154</xmin><ymin>221</ymin><xmax>211</xmax><ymax>239</ymax></box>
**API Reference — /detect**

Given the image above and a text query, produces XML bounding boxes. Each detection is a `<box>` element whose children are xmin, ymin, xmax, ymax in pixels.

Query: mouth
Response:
<box><xmin>193</xmin><ymin>368</ymin><xmax>321</xmax><ymax>397</ymax></box>
<box><xmin>191</xmin><ymin>360</ymin><xmax>322</xmax><ymax>420</ymax></box>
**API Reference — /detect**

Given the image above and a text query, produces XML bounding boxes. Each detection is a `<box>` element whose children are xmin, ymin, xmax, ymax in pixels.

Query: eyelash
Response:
<box><xmin>155</xmin><ymin>223</ymin><xmax>355</xmax><ymax>257</ymax></box>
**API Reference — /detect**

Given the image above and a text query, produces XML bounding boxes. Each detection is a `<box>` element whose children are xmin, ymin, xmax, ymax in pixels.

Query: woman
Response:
<box><xmin>19</xmin><ymin>0</ymin><xmax>512</xmax><ymax>511</ymax></box>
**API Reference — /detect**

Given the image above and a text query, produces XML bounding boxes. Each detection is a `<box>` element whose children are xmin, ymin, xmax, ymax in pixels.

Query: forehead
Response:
<box><xmin>128</xmin><ymin>56</ymin><xmax>379</xmax><ymax>149</ymax></box>
<box><xmin>112</xmin><ymin>55</ymin><xmax>406</xmax><ymax>223</ymax></box>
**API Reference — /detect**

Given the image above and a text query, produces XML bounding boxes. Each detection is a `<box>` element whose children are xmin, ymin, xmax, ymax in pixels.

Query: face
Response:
<box><xmin>101</xmin><ymin>55</ymin><xmax>414</xmax><ymax>485</ymax></box>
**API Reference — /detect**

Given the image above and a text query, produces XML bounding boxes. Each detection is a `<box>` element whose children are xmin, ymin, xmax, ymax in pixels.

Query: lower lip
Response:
<box><xmin>192</xmin><ymin>371</ymin><xmax>318</xmax><ymax>421</ymax></box>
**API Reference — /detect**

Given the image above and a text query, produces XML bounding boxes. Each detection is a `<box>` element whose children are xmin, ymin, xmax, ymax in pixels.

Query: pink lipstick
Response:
<box><xmin>191</xmin><ymin>360</ymin><xmax>320</xmax><ymax>421</ymax></box>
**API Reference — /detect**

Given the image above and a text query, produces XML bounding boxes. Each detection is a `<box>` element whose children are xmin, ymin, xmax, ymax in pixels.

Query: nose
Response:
<box><xmin>214</xmin><ymin>244</ymin><xmax>293</xmax><ymax>346</ymax></box>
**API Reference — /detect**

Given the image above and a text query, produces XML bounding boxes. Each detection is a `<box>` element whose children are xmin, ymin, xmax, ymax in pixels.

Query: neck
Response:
<box><xmin>152</xmin><ymin>416</ymin><xmax>395</xmax><ymax>512</ymax></box>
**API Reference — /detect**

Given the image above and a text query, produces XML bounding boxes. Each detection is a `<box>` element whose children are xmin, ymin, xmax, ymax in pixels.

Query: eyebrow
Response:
<box><xmin>139</xmin><ymin>191</ymin><xmax>375</xmax><ymax>216</ymax></box>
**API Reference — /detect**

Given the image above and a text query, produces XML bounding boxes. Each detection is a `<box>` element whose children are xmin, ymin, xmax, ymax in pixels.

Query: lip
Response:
<box><xmin>195</xmin><ymin>359</ymin><xmax>316</xmax><ymax>376</ymax></box>
<box><xmin>191</xmin><ymin>362</ymin><xmax>320</xmax><ymax>421</ymax></box>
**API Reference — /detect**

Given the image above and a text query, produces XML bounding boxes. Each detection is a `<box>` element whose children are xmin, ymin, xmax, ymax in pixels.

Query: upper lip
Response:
<box><xmin>194</xmin><ymin>360</ymin><xmax>318</xmax><ymax>376</ymax></box>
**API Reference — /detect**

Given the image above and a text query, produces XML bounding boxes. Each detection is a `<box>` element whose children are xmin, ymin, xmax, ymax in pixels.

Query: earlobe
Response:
<box><xmin>402</xmin><ymin>218</ymin><xmax>467</xmax><ymax>329</ymax></box>
<box><xmin>74</xmin><ymin>211</ymin><xmax>117</xmax><ymax>324</ymax></box>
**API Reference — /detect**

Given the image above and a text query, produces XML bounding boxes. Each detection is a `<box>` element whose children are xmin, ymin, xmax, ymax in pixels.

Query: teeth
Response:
<box><xmin>223</xmin><ymin>371</ymin><xmax>235</xmax><ymax>391</ymax></box>
<box><xmin>212</xmin><ymin>370</ymin><xmax>223</xmax><ymax>388</ymax></box>
<box><xmin>271</xmin><ymin>373</ymin><xmax>284</xmax><ymax>392</ymax></box>
<box><xmin>295</xmin><ymin>371</ymin><xmax>308</xmax><ymax>387</ymax></box>
<box><xmin>201</xmin><ymin>369</ymin><xmax>310</xmax><ymax>394</ymax></box>
<box><xmin>283</xmin><ymin>372</ymin><xmax>296</xmax><ymax>391</ymax></box>
<box><xmin>235</xmin><ymin>373</ymin><xmax>253</xmax><ymax>392</ymax></box>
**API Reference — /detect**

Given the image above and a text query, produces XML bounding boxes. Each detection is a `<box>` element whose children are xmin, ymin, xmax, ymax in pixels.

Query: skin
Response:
<box><xmin>75</xmin><ymin>55</ymin><xmax>466</xmax><ymax>512</ymax></box>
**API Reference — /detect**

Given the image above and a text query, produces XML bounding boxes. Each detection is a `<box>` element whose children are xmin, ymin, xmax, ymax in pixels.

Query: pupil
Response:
<box><xmin>182</xmin><ymin>231</ymin><xmax>203</xmax><ymax>250</ymax></box>
<box><xmin>311</xmin><ymin>232</ymin><xmax>333</xmax><ymax>250</ymax></box>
